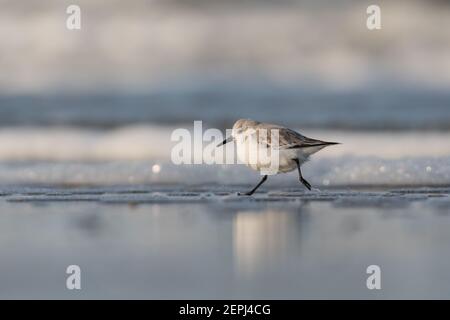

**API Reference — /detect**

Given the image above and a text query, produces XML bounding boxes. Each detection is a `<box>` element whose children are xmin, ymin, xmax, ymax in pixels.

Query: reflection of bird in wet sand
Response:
<box><xmin>218</xmin><ymin>119</ymin><xmax>340</xmax><ymax>195</ymax></box>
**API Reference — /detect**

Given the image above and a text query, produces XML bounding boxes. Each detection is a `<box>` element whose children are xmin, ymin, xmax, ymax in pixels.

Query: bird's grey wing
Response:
<box><xmin>253</xmin><ymin>123</ymin><xmax>336</xmax><ymax>149</ymax></box>
<box><xmin>264</xmin><ymin>127</ymin><xmax>331</xmax><ymax>149</ymax></box>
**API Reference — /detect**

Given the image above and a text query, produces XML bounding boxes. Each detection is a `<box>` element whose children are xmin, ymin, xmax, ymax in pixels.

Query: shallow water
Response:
<box><xmin>0</xmin><ymin>185</ymin><xmax>449</xmax><ymax>299</ymax></box>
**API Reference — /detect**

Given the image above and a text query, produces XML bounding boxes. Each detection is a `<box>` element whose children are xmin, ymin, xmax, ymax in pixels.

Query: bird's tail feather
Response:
<box><xmin>287</xmin><ymin>141</ymin><xmax>341</xmax><ymax>149</ymax></box>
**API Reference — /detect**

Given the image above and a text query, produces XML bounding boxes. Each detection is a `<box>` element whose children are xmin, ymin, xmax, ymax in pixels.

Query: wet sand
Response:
<box><xmin>0</xmin><ymin>185</ymin><xmax>449</xmax><ymax>299</ymax></box>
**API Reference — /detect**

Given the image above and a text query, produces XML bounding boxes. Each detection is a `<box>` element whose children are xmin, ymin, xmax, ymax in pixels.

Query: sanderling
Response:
<box><xmin>217</xmin><ymin>119</ymin><xmax>339</xmax><ymax>195</ymax></box>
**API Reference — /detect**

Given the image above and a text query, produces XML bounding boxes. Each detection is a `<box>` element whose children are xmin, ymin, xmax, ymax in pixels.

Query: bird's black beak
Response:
<box><xmin>217</xmin><ymin>136</ymin><xmax>233</xmax><ymax>147</ymax></box>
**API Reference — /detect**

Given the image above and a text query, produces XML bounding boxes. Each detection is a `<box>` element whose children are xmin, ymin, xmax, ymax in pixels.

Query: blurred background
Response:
<box><xmin>0</xmin><ymin>0</ymin><xmax>449</xmax><ymax>186</ymax></box>
<box><xmin>2</xmin><ymin>0</ymin><xmax>450</xmax><ymax>300</ymax></box>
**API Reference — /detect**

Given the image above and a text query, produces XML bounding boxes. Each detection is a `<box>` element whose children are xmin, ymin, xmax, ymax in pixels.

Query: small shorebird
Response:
<box><xmin>217</xmin><ymin>119</ymin><xmax>339</xmax><ymax>195</ymax></box>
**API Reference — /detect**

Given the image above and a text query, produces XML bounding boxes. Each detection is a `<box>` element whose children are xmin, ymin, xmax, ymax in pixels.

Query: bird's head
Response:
<box><xmin>217</xmin><ymin>119</ymin><xmax>259</xmax><ymax>147</ymax></box>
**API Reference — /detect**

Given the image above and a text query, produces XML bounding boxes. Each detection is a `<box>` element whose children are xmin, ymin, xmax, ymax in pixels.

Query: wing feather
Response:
<box><xmin>252</xmin><ymin>123</ymin><xmax>337</xmax><ymax>149</ymax></box>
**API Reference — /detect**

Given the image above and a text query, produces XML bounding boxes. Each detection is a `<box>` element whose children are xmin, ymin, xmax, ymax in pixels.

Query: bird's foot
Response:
<box><xmin>300</xmin><ymin>178</ymin><xmax>312</xmax><ymax>191</ymax></box>
<box><xmin>237</xmin><ymin>191</ymin><xmax>253</xmax><ymax>196</ymax></box>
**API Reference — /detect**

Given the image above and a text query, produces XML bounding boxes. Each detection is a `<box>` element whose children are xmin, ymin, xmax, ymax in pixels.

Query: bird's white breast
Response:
<box><xmin>235</xmin><ymin>135</ymin><xmax>305</xmax><ymax>174</ymax></box>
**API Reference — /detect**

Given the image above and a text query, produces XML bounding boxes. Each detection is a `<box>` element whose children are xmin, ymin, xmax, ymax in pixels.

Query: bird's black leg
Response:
<box><xmin>294</xmin><ymin>159</ymin><xmax>312</xmax><ymax>191</ymax></box>
<box><xmin>238</xmin><ymin>175</ymin><xmax>268</xmax><ymax>196</ymax></box>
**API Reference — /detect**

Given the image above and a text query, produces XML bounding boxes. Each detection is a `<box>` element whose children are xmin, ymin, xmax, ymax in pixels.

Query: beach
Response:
<box><xmin>1</xmin><ymin>0</ymin><xmax>450</xmax><ymax>299</ymax></box>
<box><xmin>0</xmin><ymin>94</ymin><xmax>449</xmax><ymax>299</ymax></box>
<box><xmin>1</xmin><ymin>184</ymin><xmax>449</xmax><ymax>299</ymax></box>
